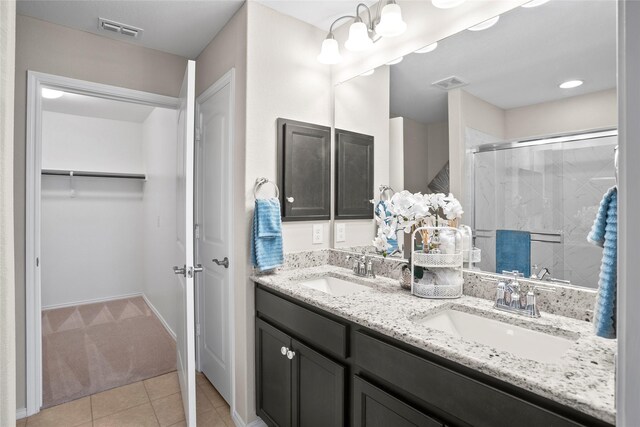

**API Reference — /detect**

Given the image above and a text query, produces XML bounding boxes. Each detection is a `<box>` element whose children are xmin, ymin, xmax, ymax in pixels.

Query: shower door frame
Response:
<box><xmin>24</xmin><ymin>71</ymin><xmax>179</xmax><ymax>416</ymax></box>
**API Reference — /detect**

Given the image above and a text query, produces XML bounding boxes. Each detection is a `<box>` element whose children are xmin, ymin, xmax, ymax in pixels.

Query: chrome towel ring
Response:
<box><xmin>254</xmin><ymin>177</ymin><xmax>280</xmax><ymax>199</ymax></box>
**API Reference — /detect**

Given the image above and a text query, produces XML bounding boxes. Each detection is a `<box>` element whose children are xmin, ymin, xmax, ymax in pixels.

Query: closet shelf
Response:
<box><xmin>41</xmin><ymin>169</ymin><xmax>146</xmax><ymax>180</ymax></box>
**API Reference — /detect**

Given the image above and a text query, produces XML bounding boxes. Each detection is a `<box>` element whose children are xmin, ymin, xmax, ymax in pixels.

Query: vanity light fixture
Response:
<box><xmin>521</xmin><ymin>0</ymin><xmax>550</xmax><ymax>8</ymax></box>
<box><xmin>468</xmin><ymin>16</ymin><xmax>500</xmax><ymax>31</ymax></box>
<box><xmin>431</xmin><ymin>0</ymin><xmax>466</xmax><ymax>9</ymax></box>
<box><xmin>317</xmin><ymin>1</ymin><xmax>407</xmax><ymax>64</ymax></box>
<box><xmin>386</xmin><ymin>57</ymin><xmax>404</xmax><ymax>65</ymax></box>
<box><xmin>41</xmin><ymin>88</ymin><xmax>64</xmax><ymax>99</ymax></box>
<box><xmin>415</xmin><ymin>42</ymin><xmax>438</xmax><ymax>53</ymax></box>
<box><xmin>559</xmin><ymin>80</ymin><xmax>583</xmax><ymax>89</ymax></box>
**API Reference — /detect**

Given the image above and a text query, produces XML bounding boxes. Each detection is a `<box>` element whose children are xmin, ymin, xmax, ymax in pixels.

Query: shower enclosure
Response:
<box><xmin>470</xmin><ymin>130</ymin><xmax>617</xmax><ymax>289</ymax></box>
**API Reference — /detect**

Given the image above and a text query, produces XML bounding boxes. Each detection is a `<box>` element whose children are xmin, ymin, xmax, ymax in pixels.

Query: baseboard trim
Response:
<box><xmin>16</xmin><ymin>407</ymin><xmax>27</xmax><ymax>420</ymax></box>
<box><xmin>42</xmin><ymin>292</ymin><xmax>143</xmax><ymax>310</ymax></box>
<box><xmin>142</xmin><ymin>294</ymin><xmax>177</xmax><ymax>341</ymax></box>
<box><xmin>231</xmin><ymin>411</ymin><xmax>267</xmax><ymax>427</ymax></box>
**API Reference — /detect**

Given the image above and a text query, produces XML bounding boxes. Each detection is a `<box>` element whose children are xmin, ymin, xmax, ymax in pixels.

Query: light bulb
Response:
<box><xmin>432</xmin><ymin>0</ymin><xmax>465</xmax><ymax>9</ymax></box>
<box><xmin>375</xmin><ymin>3</ymin><xmax>407</xmax><ymax>38</ymax></box>
<box><xmin>317</xmin><ymin>36</ymin><xmax>341</xmax><ymax>64</ymax></box>
<box><xmin>468</xmin><ymin>16</ymin><xmax>500</xmax><ymax>31</ymax></box>
<box><xmin>415</xmin><ymin>42</ymin><xmax>438</xmax><ymax>54</ymax></box>
<box><xmin>559</xmin><ymin>80</ymin><xmax>583</xmax><ymax>89</ymax></box>
<box><xmin>41</xmin><ymin>88</ymin><xmax>64</xmax><ymax>99</ymax></box>
<box><xmin>345</xmin><ymin>20</ymin><xmax>373</xmax><ymax>52</ymax></box>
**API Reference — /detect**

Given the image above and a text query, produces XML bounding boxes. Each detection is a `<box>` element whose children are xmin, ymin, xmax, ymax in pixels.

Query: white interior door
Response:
<box><xmin>196</xmin><ymin>72</ymin><xmax>233</xmax><ymax>403</ymax></box>
<box><xmin>174</xmin><ymin>60</ymin><xmax>197</xmax><ymax>426</ymax></box>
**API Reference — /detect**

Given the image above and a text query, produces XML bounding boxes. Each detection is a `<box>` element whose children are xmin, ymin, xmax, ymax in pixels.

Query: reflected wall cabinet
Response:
<box><xmin>277</xmin><ymin>118</ymin><xmax>331</xmax><ymax>221</ymax></box>
<box><xmin>335</xmin><ymin>129</ymin><xmax>374</xmax><ymax>220</ymax></box>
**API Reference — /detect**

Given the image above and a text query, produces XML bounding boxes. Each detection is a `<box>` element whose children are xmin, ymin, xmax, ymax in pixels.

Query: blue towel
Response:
<box><xmin>375</xmin><ymin>201</ymin><xmax>398</xmax><ymax>252</ymax></box>
<box><xmin>496</xmin><ymin>230</ymin><xmax>531</xmax><ymax>277</ymax></box>
<box><xmin>251</xmin><ymin>198</ymin><xmax>284</xmax><ymax>272</ymax></box>
<box><xmin>588</xmin><ymin>186</ymin><xmax>617</xmax><ymax>339</ymax></box>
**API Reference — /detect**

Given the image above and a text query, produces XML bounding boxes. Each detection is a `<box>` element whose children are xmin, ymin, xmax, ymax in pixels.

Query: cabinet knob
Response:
<box><xmin>287</xmin><ymin>350</ymin><xmax>296</xmax><ymax>360</ymax></box>
<box><xmin>286</xmin><ymin>197</ymin><xmax>295</xmax><ymax>203</ymax></box>
<box><xmin>281</xmin><ymin>346</ymin><xmax>288</xmax><ymax>356</ymax></box>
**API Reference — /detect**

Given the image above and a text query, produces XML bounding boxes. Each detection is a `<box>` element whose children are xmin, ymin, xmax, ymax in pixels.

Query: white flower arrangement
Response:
<box><xmin>372</xmin><ymin>191</ymin><xmax>464</xmax><ymax>256</ymax></box>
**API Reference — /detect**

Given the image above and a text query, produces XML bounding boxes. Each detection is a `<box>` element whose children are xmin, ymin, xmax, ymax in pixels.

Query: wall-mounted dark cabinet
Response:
<box><xmin>335</xmin><ymin>129</ymin><xmax>374</xmax><ymax>220</ymax></box>
<box><xmin>255</xmin><ymin>285</ymin><xmax>613</xmax><ymax>427</ymax></box>
<box><xmin>277</xmin><ymin>119</ymin><xmax>331</xmax><ymax>221</ymax></box>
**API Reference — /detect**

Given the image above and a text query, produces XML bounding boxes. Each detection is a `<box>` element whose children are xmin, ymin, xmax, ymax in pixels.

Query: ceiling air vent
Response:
<box><xmin>432</xmin><ymin>76</ymin><xmax>469</xmax><ymax>91</ymax></box>
<box><xmin>98</xmin><ymin>18</ymin><xmax>143</xmax><ymax>39</ymax></box>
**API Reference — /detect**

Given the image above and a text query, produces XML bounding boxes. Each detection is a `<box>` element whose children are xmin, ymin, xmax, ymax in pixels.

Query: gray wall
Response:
<box><xmin>13</xmin><ymin>14</ymin><xmax>187</xmax><ymax>411</ymax></box>
<box><xmin>402</xmin><ymin>117</ymin><xmax>449</xmax><ymax>194</ymax></box>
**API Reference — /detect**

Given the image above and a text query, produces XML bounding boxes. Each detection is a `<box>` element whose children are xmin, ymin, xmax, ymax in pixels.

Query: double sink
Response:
<box><xmin>297</xmin><ymin>275</ymin><xmax>575</xmax><ymax>364</ymax></box>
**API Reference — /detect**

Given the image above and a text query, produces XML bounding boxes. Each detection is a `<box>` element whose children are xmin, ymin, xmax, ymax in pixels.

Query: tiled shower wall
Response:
<box><xmin>471</xmin><ymin>134</ymin><xmax>617</xmax><ymax>289</ymax></box>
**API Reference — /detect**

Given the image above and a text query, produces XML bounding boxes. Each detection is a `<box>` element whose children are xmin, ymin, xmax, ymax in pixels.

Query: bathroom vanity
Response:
<box><xmin>253</xmin><ymin>265</ymin><xmax>615</xmax><ymax>427</ymax></box>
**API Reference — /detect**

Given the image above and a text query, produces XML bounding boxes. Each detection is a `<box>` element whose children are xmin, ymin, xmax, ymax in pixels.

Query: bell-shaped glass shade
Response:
<box><xmin>375</xmin><ymin>3</ymin><xmax>407</xmax><ymax>38</ymax></box>
<box><xmin>317</xmin><ymin>37</ymin><xmax>341</xmax><ymax>64</ymax></box>
<box><xmin>345</xmin><ymin>21</ymin><xmax>373</xmax><ymax>52</ymax></box>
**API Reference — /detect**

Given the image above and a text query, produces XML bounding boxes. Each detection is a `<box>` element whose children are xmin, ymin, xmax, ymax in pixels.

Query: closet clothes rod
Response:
<box><xmin>41</xmin><ymin>169</ymin><xmax>146</xmax><ymax>180</ymax></box>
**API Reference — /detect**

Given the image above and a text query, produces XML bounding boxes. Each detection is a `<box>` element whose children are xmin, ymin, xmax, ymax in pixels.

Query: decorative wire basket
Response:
<box><xmin>411</xmin><ymin>226</ymin><xmax>463</xmax><ymax>299</ymax></box>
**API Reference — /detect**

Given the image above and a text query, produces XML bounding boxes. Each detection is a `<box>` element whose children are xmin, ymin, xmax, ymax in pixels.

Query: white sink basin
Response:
<box><xmin>299</xmin><ymin>276</ymin><xmax>369</xmax><ymax>297</ymax></box>
<box><xmin>416</xmin><ymin>309</ymin><xmax>575</xmax><ymax>363</ymax></box>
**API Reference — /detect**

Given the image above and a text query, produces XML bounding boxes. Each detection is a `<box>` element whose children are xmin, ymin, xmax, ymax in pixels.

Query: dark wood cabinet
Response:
<box><xmin>293</xmin><ymin>339</ymin><xmax>345</xmax><ymax>427</ymax></box>
<box><xmin>256</xmin><ymin>319</ymin><xmax>293</xmax><ymax>427</ymax></box>
<box><xmin>277</xmin><ymin>118</ymin><xmax>331</xmax><ymax>221</ymax></box>
<box><xmin>353</xmin><ymin>376</ymin><xmax>442</xmax><ymax>427</ymax></box>
<box><xmin>256</xmin><ymin>317</ymin><xmax>346</xmax><ymax>427</ymax></box>
<box><xmin>335</xmin><ymin>129</ymin><xmax>374</xmax><ymax>220</ymax></box>
<box><xmin>255</xmin><ymin>285</ymin><xmax>612</xmax><ymax>427</ymax></box>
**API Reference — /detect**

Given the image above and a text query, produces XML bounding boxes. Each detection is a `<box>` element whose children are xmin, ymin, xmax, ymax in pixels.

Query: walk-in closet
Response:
<box><xmin>39</xmin><ymin>89</ymin><xmax>179</xmax><ymax>407</ymax></box>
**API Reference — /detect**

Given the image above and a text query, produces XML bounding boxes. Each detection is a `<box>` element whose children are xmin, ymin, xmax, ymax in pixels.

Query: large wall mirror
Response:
<box><xmin>332</xmin><ymin>0</ymin><xmax>616</xmax><ymax>290</ymax></box>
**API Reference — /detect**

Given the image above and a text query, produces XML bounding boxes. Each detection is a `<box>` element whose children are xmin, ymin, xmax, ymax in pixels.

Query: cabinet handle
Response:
<box><xmin>287</xmin><ymin>350</ymin><xmax>296</xmax><ymax>360</ymax></box>
<box><xmin>281</xmin><ymin>346</ymin><xmax>288</xmax><ymax>356</ymax></box>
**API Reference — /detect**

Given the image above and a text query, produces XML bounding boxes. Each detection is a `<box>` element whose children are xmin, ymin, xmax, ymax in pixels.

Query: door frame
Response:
<box><xmin>25</xmin><ymin>71</ymin><xmax>178</xmax><ymax>416</ymax></box>
<box><xmin>194</xmin><ymin>69</ymin><xmax>236</xmax><ymax>409</ymax></box>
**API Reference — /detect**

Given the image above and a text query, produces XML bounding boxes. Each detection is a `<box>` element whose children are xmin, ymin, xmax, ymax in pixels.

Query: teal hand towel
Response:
<box><xmin>496</xmin><ymin>229</ymin><xmax>531</xmax><ymax>277</ymax></box>
<box><xmin>251</xmin><ymin>198</ymin><xmax>284</xmax><ymax>272</ymax></box>
<box><xmin>588</xmin><ymin>186</ymin><xmax>617</xmax><ymax>339</ymax></box>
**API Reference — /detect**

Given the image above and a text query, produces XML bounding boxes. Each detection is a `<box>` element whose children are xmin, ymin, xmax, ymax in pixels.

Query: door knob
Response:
<box><xmin>286</xmin><ymin>197</ymin><xmax>294</xmax><ymax>203</ymax></box>
<box><xmin>212</xmin><ymin>257</ymin><xmax>229</xmax><ymax>268</ymax></box>
<box><xmin>173</xmin><ymin>265</ymin><xmax>186</xmax><ymax>276</ymax></box>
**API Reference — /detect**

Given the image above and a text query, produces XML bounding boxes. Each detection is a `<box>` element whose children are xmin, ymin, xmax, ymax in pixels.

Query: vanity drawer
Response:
<box><xmin>256</xmin><ymin>287</ymin><xmax>348</xmax><ymax>359</ymax></box>
<box><xmin>354</xmin><ymin>331</ymin><xmax>585</xmax><ymax>427</ymax></box>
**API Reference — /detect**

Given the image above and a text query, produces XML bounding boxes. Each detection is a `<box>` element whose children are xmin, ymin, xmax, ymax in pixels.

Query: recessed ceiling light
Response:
<box><xmin>41</xmin><ymin>88</ymin><xmax>64</xmax><ymax>99</ymax></box>
<box><xmin>415</xmin><ymin>42</ymin><xmax>438</xmax><ymax>54</ymax></box>
<box><xmin>521</xmin><ymin>0</ymin><xmax>550</xmax><ymax>8</ymax></box>
<box><xmin>559</xmin><ymin>80</ymin><xmax>583</xmax><ymax>89</ymax></box>
<box><xmin>360</xmin><ymin>69</ymin><xmax>375</xmax><ymax>77</ymax></box>
<box><xmin>386</xmin><ymin>57</ymin><xmax>404</xmax><ymax>65</ymax></box>
<box><xmin>468</xmin><ymin>16</ymin><xmax>500</xmax><ymax>31</ymax></box>
<box><xmin>432</xmin><ymin>0</ymin><xmax>466</xmax><ymax>9</ymax></box>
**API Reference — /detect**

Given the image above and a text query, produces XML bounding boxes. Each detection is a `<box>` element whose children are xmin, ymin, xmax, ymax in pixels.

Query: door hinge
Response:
<box><xmin>195</xmin><ymin>224</ymin><xmax>200</xmax><ymax>239</ymax></box>
<box><xmin>196</xmin><ymin>323</ymin><xmax>201</xmax><ymax>336</ymax></box>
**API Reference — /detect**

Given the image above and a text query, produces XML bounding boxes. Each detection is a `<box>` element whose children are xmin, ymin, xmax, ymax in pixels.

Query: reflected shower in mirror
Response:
<box><xmin>332</xmin><ymin>0</ymin><xmax>616</xmax><ymax>289</ymax></box>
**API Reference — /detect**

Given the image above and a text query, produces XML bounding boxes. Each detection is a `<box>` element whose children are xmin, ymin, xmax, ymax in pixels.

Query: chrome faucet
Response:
<box><xmin>346</xmin><ymin>254</ymin><xmax>376</xmax><ymax>278</ymax></box>
<box><xmin>530</xmin><ymin>265</ymin><xmax>551</xmax><ymax>281</ymax></box>
<box><xmin>494</xmin><ymin>271</ymin><xmax>554</xmax><ymax>318</ymax></box>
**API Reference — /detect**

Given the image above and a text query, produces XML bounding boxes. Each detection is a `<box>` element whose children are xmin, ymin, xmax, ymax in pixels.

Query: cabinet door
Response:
<box><xmin>277</xmin><ymin>118</ymin><xmax>331</xmax><ymax>221</ymax></box>
<box><xmin>292</xmin><ymin>339</ymin><xmax>345</xmax><ymax>427</ymax></box>
<box><xmin>335</xmin><ymin>129</ymin><xmax>374</xmax><ymax>219</ymax></box>
<box><xmin>256</xmin><ymin>319</ymin><xmax>292</xmax><ymax>427</ymax></box>
<box><xmin>353</xmin><ymin>376</ymin><xmax>442</xmax><ymax>427</ymax></box>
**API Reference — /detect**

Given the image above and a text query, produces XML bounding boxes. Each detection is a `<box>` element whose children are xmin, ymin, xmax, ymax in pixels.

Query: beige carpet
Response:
<box><xmin>42</xmin><ymin>296</ymin><xmax>176</xmax><ymax>408</ymax></box>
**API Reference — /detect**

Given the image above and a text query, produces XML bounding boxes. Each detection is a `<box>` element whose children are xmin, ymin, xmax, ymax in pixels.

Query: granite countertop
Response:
<box><xmin>252</xmin><ymin>265</ymin><xmax>616</xmax><ymax>424</ymax></box>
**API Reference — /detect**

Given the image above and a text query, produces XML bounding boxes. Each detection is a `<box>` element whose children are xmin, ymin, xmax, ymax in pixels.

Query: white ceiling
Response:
<box><xmin>389</xmin><ymin>0</ymin><xmax>617</xmax><ymax>125</ymax></box>
<box><xmin>42</xmin><ymin>90</ymin><xmax>156</xmax><ymax>123</ymax></box>
<box><xmin>17</xmin><ymin>0</ymin><xmax>244</xmax><ymax>59</ymax></box>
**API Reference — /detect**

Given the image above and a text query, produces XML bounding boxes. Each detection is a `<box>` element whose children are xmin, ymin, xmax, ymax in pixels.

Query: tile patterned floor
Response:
<box><xmin>17</xmin><ymin>371</ymin><xmax>233</xmax><ymax>427</ymax></box>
